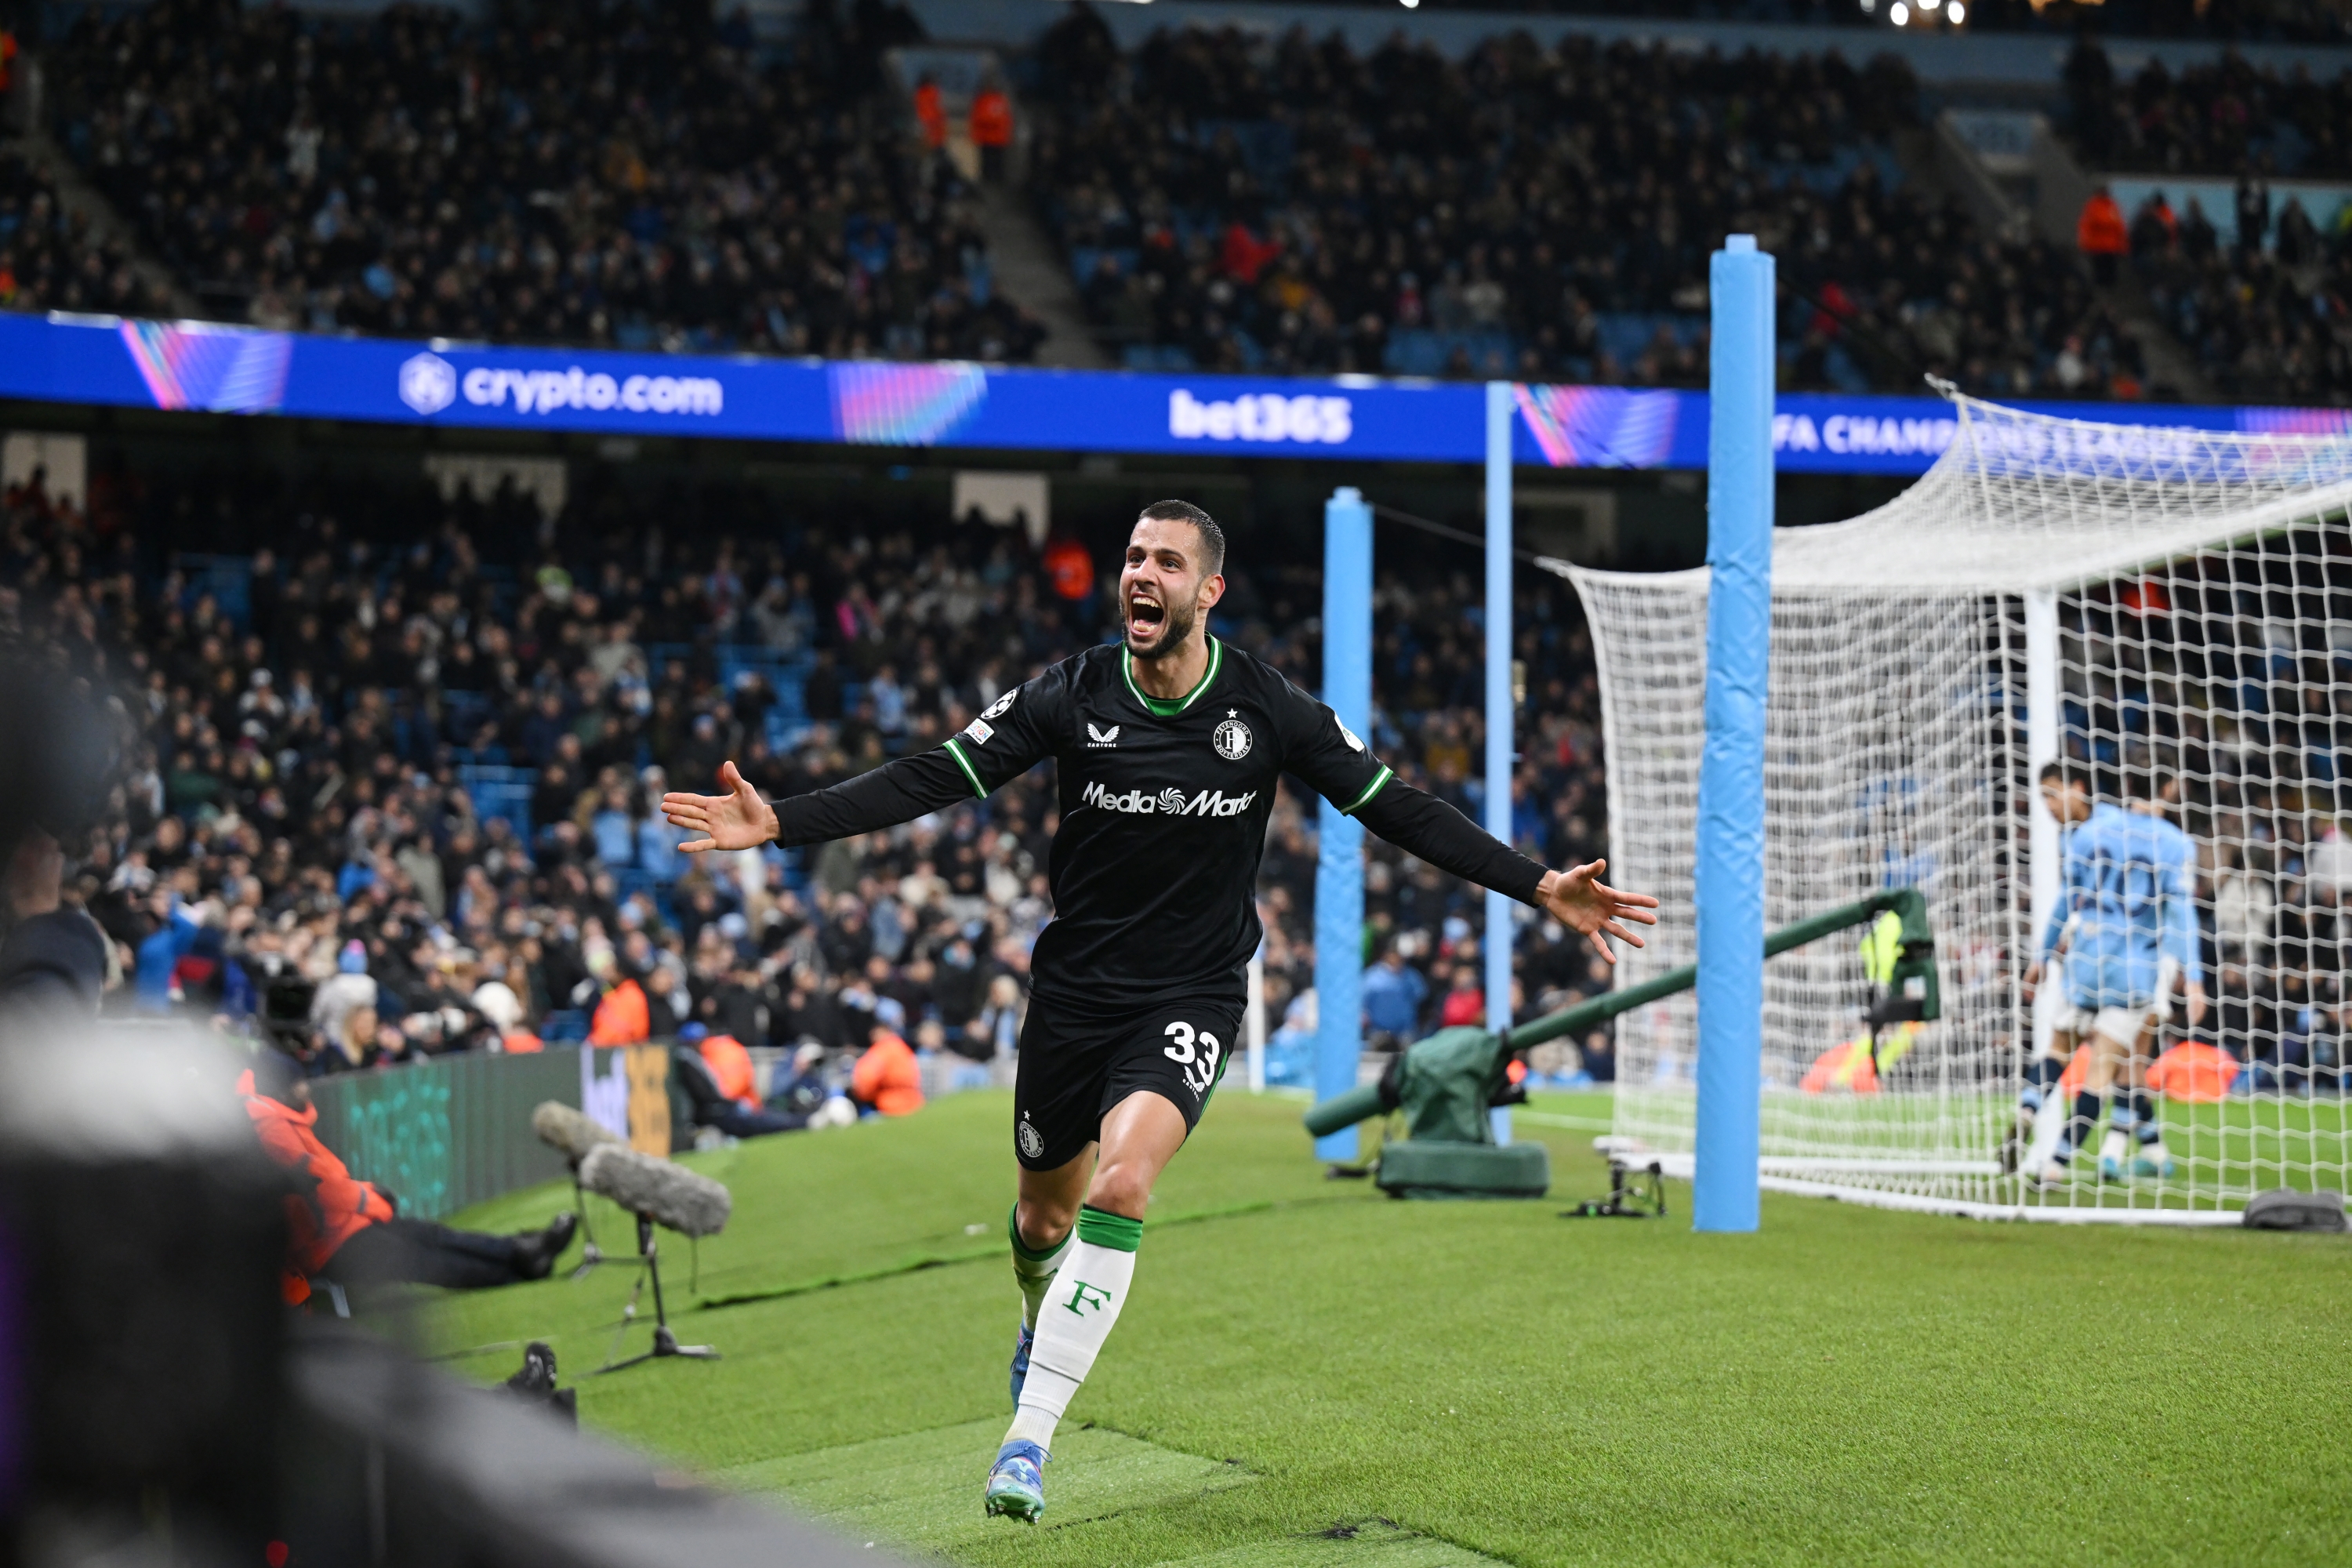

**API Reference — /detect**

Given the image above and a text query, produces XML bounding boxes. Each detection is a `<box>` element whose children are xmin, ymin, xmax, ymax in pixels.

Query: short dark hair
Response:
<box><xmin>2038</xmin><ymin>761</ymin><xmax>2086</xmax><ymax>793</ymax></box>
<box><xmin>1137</xmin><ymin>499</ymin><xmax>1225</xmax><ymax>579</ymax></box>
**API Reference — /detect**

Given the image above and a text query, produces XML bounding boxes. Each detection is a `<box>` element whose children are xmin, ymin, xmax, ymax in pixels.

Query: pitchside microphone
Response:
<box><xmin>533</xmin><ymin>1101</ymin><xmax>624</xmax><ymax>1162</ymax></box>
<box><xmin>574</xmin><ymin>1144</ymin><xmax>731</xmax><ymax>1374</ymax></box>
<box><xmin>534</xmin><ymin>1101</ymin><xmax>629</xmax><ymax>1275</ymax></box>
<box><xmin>577</xmin><ymin>1144</ymin><xmax>731</xmax><ymax>1240</ymax></box>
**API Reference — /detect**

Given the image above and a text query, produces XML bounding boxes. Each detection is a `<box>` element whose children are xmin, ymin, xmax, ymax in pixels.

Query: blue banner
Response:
<box><xmin>2</xmin><ymin>311</ymin><xmax>2342</xmax><ymax>476</ymax></box>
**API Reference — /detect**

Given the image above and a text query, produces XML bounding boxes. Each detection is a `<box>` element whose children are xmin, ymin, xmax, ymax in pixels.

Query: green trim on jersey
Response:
<box><xmin>1121</xmin><ymin>637</ymin><xmax>1223</xmax><ymax>718</ymax></box>
<box><xmin>1340</xmin><ymin>764</ymin><xmax>1395</xmax><ymax>815</ymax></box>
<box><xmin>1076</xmin><ymin>1204</ymin><xmax>1144</xmax><ymax>1253</ymax></box>
<box><xmin>942</xmin><ymin>737</ymin><xmax>988</xmax><ymax>800</ymax></box>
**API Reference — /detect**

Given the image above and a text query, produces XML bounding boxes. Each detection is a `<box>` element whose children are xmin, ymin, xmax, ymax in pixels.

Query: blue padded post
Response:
<box><xmin>1485</xmin><ymin>381</ymin><xmax>1515</xmax><ymax>1144</ymax></box>
<box><xmin>1694</xmin><ymin>234</ymin><xmax>1774</xmax><ymax>1234</ymax></box>
<box><xmin>1314</xmin><ymin>486</ymin><xmax>1374</xmax><ymax>1162</ymax></box>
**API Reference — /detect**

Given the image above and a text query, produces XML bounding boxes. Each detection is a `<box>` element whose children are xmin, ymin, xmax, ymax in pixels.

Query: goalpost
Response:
<box><xmin>1566</xmin><ymin>390</ymin><xmax>2352</xmax><ymax>1223</ymax></box>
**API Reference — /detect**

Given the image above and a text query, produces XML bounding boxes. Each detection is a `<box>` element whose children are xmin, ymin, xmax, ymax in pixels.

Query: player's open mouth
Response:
<box><xmin>1127</xmin><ymin>597</ymin><xmax>1165</xmax><ymax>634</ymax></box>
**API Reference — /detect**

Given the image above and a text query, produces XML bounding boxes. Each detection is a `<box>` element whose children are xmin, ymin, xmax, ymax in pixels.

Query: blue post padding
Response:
<box><xmin>1484</xmin><ymin>382</ymin><xmax>1516</xmax><ymax>1145</ymax></box>
<box><xmin>1315</xmin><ymin>486</ymin><xmax>1374</xmax><ymax>1162</ymax></box>
<box><xmin>1694</xmin><ymin>236</ymin><xmax>1773</xmax><ymax>1234</ymax></box>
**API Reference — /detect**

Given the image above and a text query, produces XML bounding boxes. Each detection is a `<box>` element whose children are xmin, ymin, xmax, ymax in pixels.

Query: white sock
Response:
<box><xmin>1007</xmin><ymin>1204</ymin><xmax>1073</xmax><ymax>1332</ymax></box>
<box><xmin>2100</xmin><ymin>1127</ymin><xmax>2130</xmax><ymax>1164</ymax></box>
<box><xmin>1004</xmin><ymin>1206</ymin><xmax>1139</xmax><ymax>1451</ymax></box>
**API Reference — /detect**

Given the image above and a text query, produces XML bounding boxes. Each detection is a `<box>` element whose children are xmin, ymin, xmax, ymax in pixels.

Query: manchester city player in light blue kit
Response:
<box><xmin>2029</xmin><ymin>768</ymin><xmax>2204</xmax><ymax>1187</ymax></box>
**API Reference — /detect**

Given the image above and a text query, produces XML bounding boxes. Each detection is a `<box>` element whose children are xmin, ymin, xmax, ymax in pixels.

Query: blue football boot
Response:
<box><xmin>1010</xmin><ymin>1321</ymin><xmax>1034</xmax><ymax>1410</ymax></box>
<box><xmin>2131</xmin><ymin>1151</ymin><xmax>2177</xmax><ymax>1180</ymax></box>
<box><xmin>984</xmin><ymin>1439</ymin><xmax>1048</xmax><ymax>1523</ymax></box>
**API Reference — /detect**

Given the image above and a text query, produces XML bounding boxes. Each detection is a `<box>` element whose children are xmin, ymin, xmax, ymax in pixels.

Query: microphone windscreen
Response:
<box><xmin>578</xmin><ymin>1144</ymin><xmax>731</xmax><ymax>1239</ymax></box>
<box><xmin>534</xmin><ymin>1101</ymin><xmax>623</xmax><ymax>1162</ymax></box>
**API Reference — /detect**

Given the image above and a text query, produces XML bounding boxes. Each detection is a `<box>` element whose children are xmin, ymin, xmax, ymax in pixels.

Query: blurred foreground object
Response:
<box><xmin>0</xmin><ymin>1033</ymin><xmax>888</xmax><ymax>1566</ymax></box>
<box><xmin>0</xmin><ymin>1029</ymin><xmax>288</xmax><ymax>1565</ymax></box>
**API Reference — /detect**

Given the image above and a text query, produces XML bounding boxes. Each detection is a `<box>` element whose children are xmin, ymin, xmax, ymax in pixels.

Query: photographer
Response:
<box><xmin>238</xmin><ymin>1051</ymin><xmax>576</xmax><ymax>1297</ymax></box>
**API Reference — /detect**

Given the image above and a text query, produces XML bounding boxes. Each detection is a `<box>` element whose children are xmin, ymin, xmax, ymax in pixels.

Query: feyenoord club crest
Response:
<box><xmin>1213</xmin><ymin>712</ymin><xmax>1252</xmax><ymax>760</ymax></box>
<box><xmin>1017</xmin><ymin>1116</ymin><xmax>1044</xmax><ymax>1160</ymax></box>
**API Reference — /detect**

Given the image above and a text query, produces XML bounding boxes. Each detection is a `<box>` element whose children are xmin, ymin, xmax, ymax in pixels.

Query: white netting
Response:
<box><xmin>1569</xmin><ymin>390</ymin><xmax>2352</xmax><ymax>1221</ymax></box>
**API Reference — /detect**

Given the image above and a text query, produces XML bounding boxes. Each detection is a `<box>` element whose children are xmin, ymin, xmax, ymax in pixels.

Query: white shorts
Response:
<box><xmin>2051</xmin><ymin>1006</ymin><xmax>2098</xmax><ymax>1042</ymax></box>
<box><xmin>2089</xmin><ymin>1004</ymin><xmax>2161</xmax><ymax>1048</ymax></box>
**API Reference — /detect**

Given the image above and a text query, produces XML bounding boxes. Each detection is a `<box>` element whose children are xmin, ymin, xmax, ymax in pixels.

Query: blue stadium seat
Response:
<box><xmin>539</xmin><ymin>1010</ymin><xmax>590</xmax><ymax>1044</ymax></box>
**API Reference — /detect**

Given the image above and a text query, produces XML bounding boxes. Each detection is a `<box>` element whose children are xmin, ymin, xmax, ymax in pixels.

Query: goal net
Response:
<box><xmin>1565</xmin><ymin>390</ymin><xmax>2352</xmax><ymax>1222</ymax></box>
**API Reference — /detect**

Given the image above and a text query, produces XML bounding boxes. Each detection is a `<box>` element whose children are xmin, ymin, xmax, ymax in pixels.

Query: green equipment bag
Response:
<box><xmin>1375</xmin><ymin>1140</ymin><xmax>1552</xmax><ymax>1200</ymax></box>
<box><xmin>1362</xmin><ymin>1026</ymin><xmax>1552</xmax><ymax>1198</ymax></box>
<box><xmin>1388</xmin><ymin>1026</ymin><xmax>1508</xmax><ymax>1144</ymax></box>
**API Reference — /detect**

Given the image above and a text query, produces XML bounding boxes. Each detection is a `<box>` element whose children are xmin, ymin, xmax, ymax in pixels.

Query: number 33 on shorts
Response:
<box><xmin>1163</xmin><ymin>1021</ymin><xmax>1221</xmax><ymax>1098</ymax></box>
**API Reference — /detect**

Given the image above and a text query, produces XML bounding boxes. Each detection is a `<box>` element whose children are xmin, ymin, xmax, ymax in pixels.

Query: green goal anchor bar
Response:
<box><xmin>1304</xmin><ymin>888</ymin><xmax>1940</xmax><ymax>1143</ymax></box>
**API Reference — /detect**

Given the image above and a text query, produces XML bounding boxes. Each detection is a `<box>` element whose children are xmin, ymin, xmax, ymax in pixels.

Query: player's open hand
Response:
<box><xmin>661</xmin><ymin>760</ymin><xmax>779</xmax><ymax>853</ymax></box>
<box><xmin>1537</xmin><ymin>858</ymin><xmax>1660</xmax><ymax>964</ymax></box>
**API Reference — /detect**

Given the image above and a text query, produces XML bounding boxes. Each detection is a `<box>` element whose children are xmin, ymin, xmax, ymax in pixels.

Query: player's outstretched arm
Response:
<box><xmin>662</xmin><ymin>761</ymin><xmax>779</xmax><ymax>852</ymax></box>
<box><xmin>1351</xmin><ymin>780</ymin><xmax>1657</xmax><ymax>963</ymax></box>
<box><xmin>663</xmin><ymin>747</ymin><xmax>980</xmax><ymax>854</ymax></box>
<box><xmin>1534</xmin><ymin>858</ymin><xmax>1660</xmax><ymax>964</ymax></box>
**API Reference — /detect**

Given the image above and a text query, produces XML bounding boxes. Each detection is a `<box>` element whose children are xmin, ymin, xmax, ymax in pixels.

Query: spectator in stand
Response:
<box><xmin>971</xmin><ymin>74</ymin><xmax>1014</xmax><ymax>184</ymax></box>
<box><xmin>850</xmin><ymin>1003</ymin><xmax>923</xmax><ymax>1116</ymax></box>
<box><xmin>2078</xmin><ymin>187</ymin><xmax>2131</xmax><ymax>288</ymax></box>
<box><xmin>0</xmin><ymin>828</ymin><xmax>110</xmax><ymax>1018</ymax></box>
<box><xmin>1439</xmin><ymin>964</ymin><xmax>1485</xmax><ymax>1029</ymax></box>
<box><xmin>1361</xmin><ymin>940</ymin><xmax>1428</xmax><ymax>1051</ymax></box>
<box><xmin>915</xmin><ymin>73</ymin><xmax>949</xmax><ymax>151</ymax></box>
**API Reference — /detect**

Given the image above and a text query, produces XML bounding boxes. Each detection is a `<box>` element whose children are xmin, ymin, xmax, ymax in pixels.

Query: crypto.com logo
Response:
<box><xmin>397</xmin><ymin>351</ymin><xmax>457</xmax><ymax>416</ymax></box>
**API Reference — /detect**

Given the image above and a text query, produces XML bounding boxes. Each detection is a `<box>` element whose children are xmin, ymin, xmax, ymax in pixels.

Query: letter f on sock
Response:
<box><xmin>1063</xmin><ymin>1279</ymin><xmax>1113</xmax><ymax>1316</ymax></box>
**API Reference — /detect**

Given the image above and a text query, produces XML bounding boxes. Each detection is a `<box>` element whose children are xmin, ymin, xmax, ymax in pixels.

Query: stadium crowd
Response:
<box><xmin>41</xmin><ymin>0</ymin><xmax>1045</xmax><ymax>361</ymax></box>
<box><xmin>0</xmin><ymin>145</ymin><xmax>163</xmax><ymax>317</ymax></box>
<box><xmin>0</xmin><ymin>457</ymin><xmax>1622</xmax><ymax>1096</ymax></box>
<box><xmin>2065</xmin><ymin>38</ymin><xmax>2352</xmax><ymax>178</ymax></box>
<box><xmin>1029</xmin><ymin>15</ymin><xmax>2150</xmax><ymax>399</ymax></box>
<box><xmin>2063</xmin><ymin>41</ymin><xmax>2352</xmax><ymax>402</ymax></box>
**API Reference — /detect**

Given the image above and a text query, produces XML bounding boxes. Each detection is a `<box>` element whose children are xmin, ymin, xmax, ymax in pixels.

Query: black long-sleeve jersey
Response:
<box><xmin>771</xmin><ymin>638</ymin><xmax>1548</xmax><ymax>1014</ymax></box>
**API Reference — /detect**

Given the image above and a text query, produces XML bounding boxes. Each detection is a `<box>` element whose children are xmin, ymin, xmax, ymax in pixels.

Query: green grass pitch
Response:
<box><xmin>425</xmin><ymin>1089</ymin><xmax>2352</xmax><ymax>1566</ymax></box>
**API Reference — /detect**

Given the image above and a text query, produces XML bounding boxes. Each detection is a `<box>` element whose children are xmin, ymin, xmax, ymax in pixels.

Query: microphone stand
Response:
<box><xmin>593</xmin><ymin>1214</ymin><xmax>720</xmax><ymax>1374</ymax></box>
<box><xmin>568</xmin><ymin>1160</ymin><xmax>608</xmax><ymax>1280</ymax></box>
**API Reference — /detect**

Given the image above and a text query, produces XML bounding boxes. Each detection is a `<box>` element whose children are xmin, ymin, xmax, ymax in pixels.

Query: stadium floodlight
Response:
<box><xmin>1563</xmin><ymin>389</ymin><xmax>2352</xmax><ymax>1225</ymax></box>
<box><xmin>1951</xmin><ymin>2</ymin><xmax>1967</xmax><ymax>21</ymax></box>
<box><xmin>1890</xmin><ymin>2</ymin><xmax>1909</xmax><ymax>21</ymax></box>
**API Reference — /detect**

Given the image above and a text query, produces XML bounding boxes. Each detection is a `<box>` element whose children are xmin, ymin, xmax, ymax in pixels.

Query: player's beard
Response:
<box><xmin>1127</xmin><ymin>592</ymin><xmax>1196</xmax><ymax>662</ymax></box>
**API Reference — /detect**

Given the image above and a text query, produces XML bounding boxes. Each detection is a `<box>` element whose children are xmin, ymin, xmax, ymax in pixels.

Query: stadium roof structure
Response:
<box><xmin>1766</xmin><ymin>387</ymin><xmax>2352</xmax><ymax>595</ymax></box>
